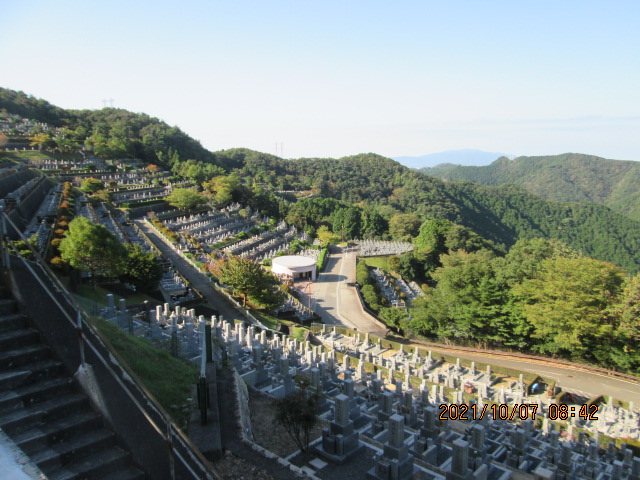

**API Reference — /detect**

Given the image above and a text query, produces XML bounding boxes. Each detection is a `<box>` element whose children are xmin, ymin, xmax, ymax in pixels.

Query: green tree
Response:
<box><xmin>331</xmin><ymin>207</ymin><xmax>362</xmax><ymax>240</ymax></box>
<box><xmin>205</xmin><ymin>174</ymin><xmax>242</xmax><ymax>207</ymax></box>
<box><xmin>513</xmin><ymin>256</ymin><xmax>626</xmax><ymax>358</ymax></box>
<box><xmin>379</xmin><ymin>307</ymin><xmax>409</xmax><ymax>333</ymax></box>
<box><xmin>316</xmin><ymin>225</ymin><xmax>340</xmax><ymax>246</ymax></box>
<box><xmin>59</xmin><ymin>217</ymin><xmax>126</xmax><ymax>280</ymax></box>
<box><xmin>389</xmin><ymin>214</ymin><xmax>421</xmax><ymax>242</ymax></box>
<box><xmin>609</xmin><ymin>275</ymin><xmax>640</xmax><ymax>370</ymax></box>
<box><xmin>29</xmin><ymin>132</ymin><xmax>54</xmax><ymax>151</ymax></box>
<box><xmin>356</xmin><ymin>260</ymin><xmax>374</xmax><ymax>287</ymax></box>
<box><xmin>81</xmin><ymin>177</ymin><xmax>105</xmax><ymax>194</ymax></box>
<box><xmin>494</xmin><ymin>238</ymin><xmax>578</xmax><ymax>287</ymax></box>
<box><xmin>119</xmin><ymin>244</ymin><xmax>163</xmax><ymax>291</ymax></box>
<box><xmin>361</xmin><ymin>284</ymin><xmax>382</xmax><ymax>312</ymax></box>
<box><xmin>274</xmin><ymin>386</ymin><xmax>320</xmax><ymax>452</ymax></box>
<box><xmin>412</xmin><ymin>250</ymin><xmax>519</xmax><ymax>346</ymax></box>
<box><xmin>361</xmin><ymin>208</ymin><xmax>386</xmax><ymax>239</ymax></box>
<box><xmin>397</xmin><ymin>252</ymin><xmax>422</xmax><ymax>280</ymax></box>
<box><xmin>165</xmin><ymin>188</ymin><xmax>208</xmax><ymax>211</ymax></box>
<box><xmin>210</xmin><ymin>256</ymin><xmax>284</xmax><ymax>309</ymax></box>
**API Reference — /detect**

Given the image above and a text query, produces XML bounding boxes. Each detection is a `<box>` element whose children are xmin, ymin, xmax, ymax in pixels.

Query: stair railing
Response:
<box><xmin>0</xmin><ymin>206</ymin><xmax>221</xmax><ymax>480</ymax></box>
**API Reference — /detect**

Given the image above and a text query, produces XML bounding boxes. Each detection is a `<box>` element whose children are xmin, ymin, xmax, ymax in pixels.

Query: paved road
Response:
<box><xmin>310</xmin><ymin>246</ymin><xmax>387</xmax><ymax>337</ymax></box>
<box><xmin>310</xmin><ymin>246</ymin><xmax>640</xmax><ymax>404</ymax></box>
<box><xmin>134</xmin><ymin>220</ymin><xmax>241</xmax><ymax>323</ymax></box>
<box><xmin>423</xmin><ymin>347</ymin><xmax>640</xmax><ymax>404</ymax></box>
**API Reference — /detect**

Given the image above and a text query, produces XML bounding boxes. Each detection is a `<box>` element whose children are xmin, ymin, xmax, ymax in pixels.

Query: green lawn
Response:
<box><xmin>4</xmin><ymin>150</ymin><xmax>82</xmax><ymax>163</ymax></box>
<box><xmin>252</xmin><ymin>312</ymin><xmax>308</xmax><ymax>340</ymax></box>
<box><xmin>74</xmin><ymin>283</ymin><xmax>160</xmax><ymax>306</ymax></box>
<box><xmin>91</xmin><ymin>317</ymin><xmax>197</xmax><ymax>430</ymax></box>
<box><xmin>361</xmin><ymin>256</ymin><xmax>390</xmax><ymax>272</ymax></box>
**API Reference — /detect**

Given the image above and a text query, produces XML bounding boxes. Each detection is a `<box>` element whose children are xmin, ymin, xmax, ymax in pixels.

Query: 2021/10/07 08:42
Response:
<box><xmin>438</xmin><ymin>403</ymin><xmax>599</xmax><ymax>421</ymax></box>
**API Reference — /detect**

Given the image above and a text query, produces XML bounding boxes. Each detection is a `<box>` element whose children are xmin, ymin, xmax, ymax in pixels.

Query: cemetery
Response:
<box><xmin>369</xmin><ymin>266</ymin><xmax>425</xmax><ymax>306</ymax></box>
<box><xmin>97</xmin><ymin>294</ymin><xmax>640</xmax><ymax>480</ymax></box>
<box><xmin>0</xmin><ymin>166</ymin><xmax>58</xmax><ymax>240</ymax></box>
<box><xmin>357</xmin><ymin>240</ymin><xmax>415</xmax><ymax>257</ymax></box>
<box><xmin>0</xmin><ymin>149</ymin><xmax>638</xmax><ymax>479</ymax></box>
<box><xmin>154</xmin><ymin>206</ymin><xmax>311</xmax><ymax>263</ymax></box>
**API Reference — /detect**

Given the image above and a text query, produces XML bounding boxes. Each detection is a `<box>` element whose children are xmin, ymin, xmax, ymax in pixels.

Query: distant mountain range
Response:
<box><xmin>420</xmin><ymin>153</ymin><xmax>640</xmax><ymax>222</ymax></box>
<box><xmin>393</xmin><ymin>149</ymin><xmax>512</xmax><ymax>169</ymax></box>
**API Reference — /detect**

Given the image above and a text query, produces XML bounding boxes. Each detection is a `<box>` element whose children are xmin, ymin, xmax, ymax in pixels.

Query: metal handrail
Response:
<box><xmin>0</xmin><ymin>208</ymin><xmax>221</xmax><ymax>480</ymax></box>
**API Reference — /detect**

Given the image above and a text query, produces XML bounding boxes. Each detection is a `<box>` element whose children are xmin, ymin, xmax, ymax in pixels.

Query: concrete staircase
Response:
<box><xmin>0</xmin><ymin>286</ymin><xmax>146</xmax><ymax>480</ymax></box>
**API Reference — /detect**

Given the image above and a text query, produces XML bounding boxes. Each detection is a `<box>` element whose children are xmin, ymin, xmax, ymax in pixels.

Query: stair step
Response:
<box><xmin>0</xmin><ymin>285</ymin><xmax>9</xmax><ymax>299</ymax></box>
<box><xmin>101</xmin><ymin>465</ymin><xmax>147</xmax><ymax>480</ymax></box>
<box><xmin>0</xmin><ymin>327</ymin><xmax>40</xmax><ymax>350</ymax></box>
<box><xmin>46</xmin><ymin>447</ymin><xmax>131</xmax><ymax>480</ymax></box>
<box><xmin>0</xmin><ymin>376</ymin><xmax>74</xmax><ymax>412</ymax></box>
<box><xmin>0</xmin><ymin>343</ymin><xmax>51</xmax><ymax>371</ymax></box>
<box><xmin>0</xmin><ymin>358</ymin><xmax>62</xmax><ymax>389</ymax></box>
<box><xmin>0</xmin><ymin>298</ymin><xmax>17</xmax><ymax>315</ymax></box>
<box><xmin>14</xmin><ymin>410</ymin><xmax>103</xmax><ymax>453</ymax></box>
<box><xmin>0</xmin><ymin>312</ymin><xmax>27</xmax><ymax>332</ymax></box>
<box><xmin>0</xmin><ymin>393</ymin><xmax>88</xmax><ymax>434</ymax></box>
<box><xmin>30</xmin><ymin>428</ymin><xmax>115</xmax><ymax>472</ymax></box>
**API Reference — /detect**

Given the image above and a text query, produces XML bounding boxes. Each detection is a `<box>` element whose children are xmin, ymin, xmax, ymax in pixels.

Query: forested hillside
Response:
<box><xmin>420</xmin><ymin>153</ymin><xmax>640</xmax><ymax>221</ymax></box>
<box><xmin>0</xmin><ymin>87</ymin><xmax>222</xmax><ymax>168</ymax></box>
<box><xmin>241</xmin><ymin>153</ymin><xmax>640</xmax><ymax>273</ymax></box>
<box><xmin>3</xmin><ymin>87</ymin><xmax>640</xmax><ymax>273</ymax></box>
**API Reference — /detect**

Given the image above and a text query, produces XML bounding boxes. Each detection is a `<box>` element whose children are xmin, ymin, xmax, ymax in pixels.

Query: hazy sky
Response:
<box><xmin>2</xmin><ymin>1</ymin><xmax>639</xmax><ymax>160</ymax></box>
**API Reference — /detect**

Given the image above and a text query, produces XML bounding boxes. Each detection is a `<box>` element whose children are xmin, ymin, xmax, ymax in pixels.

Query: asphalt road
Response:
<box><xmin>309</xmin><ymin>246</ymin><xmax>640</xmax><ymax>405</ymax></box>
<box><xmin>310</xmin><ymin>246</ymin><xmax>387</xmax><ymax>337</ymax></box>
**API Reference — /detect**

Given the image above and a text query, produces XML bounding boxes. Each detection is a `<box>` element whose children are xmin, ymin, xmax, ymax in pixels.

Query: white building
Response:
<box><xmin>271</xmin><ymin>255</ymin><xmax>317</xmax><ymax>281</ymax></box>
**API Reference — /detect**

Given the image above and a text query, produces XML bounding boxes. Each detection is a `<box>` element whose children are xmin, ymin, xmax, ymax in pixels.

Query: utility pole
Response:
<box><xmin>274</xmin><ymin>142</ymin><xmax>284</xmax><ymax>157</ymax></box>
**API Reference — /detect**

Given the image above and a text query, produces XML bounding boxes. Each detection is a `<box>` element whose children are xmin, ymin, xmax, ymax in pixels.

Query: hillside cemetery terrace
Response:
<box><xmin>97</xmin><ymin>296</ymin><xmax>640</xmax><ymax>480</ymax></box>
<box><xmin>356</xmin><ymin>239</ymin><xmax>415</xmax><ymax>257</ymax></box>
<box><xmin>369</xmin><ymin>266</ymin><xmax>425</xmax><ymax>306</ymax></box>
<box><xmin>158</xmin><ymin>206</ymin><xmax>309</xmax><ymax>262</ymax></box>
<box><xmin>0</xmin><ymin>166</ymin><xmax>60</xmax><ymax>251</ymax></box>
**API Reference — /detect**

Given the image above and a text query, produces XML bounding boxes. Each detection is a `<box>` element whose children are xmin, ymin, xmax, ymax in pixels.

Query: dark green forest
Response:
<box><xmin>0</xmin><ymin>87</ymin><xmax>219</xmax><ymax>168</ymax></box>
<box><xmin>421</xmin><ymin>153</ymin><xmax>640</xmax><ymax>222</ymax></box>
<box><xmin>239</xmin><ymin>153</ymin><xmax>640</xmax><ymax>274</ymax></box>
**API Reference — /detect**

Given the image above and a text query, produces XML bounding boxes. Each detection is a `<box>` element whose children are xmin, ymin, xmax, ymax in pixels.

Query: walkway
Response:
<box><xmin>134</xmin><ymin>219</ymin><xmax>241</xmax><ymax>323</ymax></box>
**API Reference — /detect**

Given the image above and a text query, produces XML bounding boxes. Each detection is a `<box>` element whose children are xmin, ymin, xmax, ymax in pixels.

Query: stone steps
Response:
<box><xmin>0</xmin><ymin>289</ymin><xmax>146</xmax><ymax>479</ymax></box>
<box><xmin>0</xmin><ymin>376</ymin><xmax>75</xmax><ymax>413</ymax></box>
<box><xmin>0</xmin><ymin>312</ymin><xmax>28</xmax><ymax>332</ymax></box>
<box><xmin>0</xmin><ymin>342</ymin><xmax>51</xmax><ymax>370</ymax></box>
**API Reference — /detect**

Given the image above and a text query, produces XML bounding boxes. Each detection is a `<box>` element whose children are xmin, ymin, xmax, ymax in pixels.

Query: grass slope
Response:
<box><xmin>91</xmin><ymin>317</ymin><xmax>198</xmax><ymax>429</ymax></box>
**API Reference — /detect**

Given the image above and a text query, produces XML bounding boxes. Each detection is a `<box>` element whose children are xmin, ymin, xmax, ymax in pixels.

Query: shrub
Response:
<box><xmin>50</xmin><ymin>256</ymin><xmax>69</xmax><ymax>274</ymax></box>
<box><xmin>361</xmin><ymin>284</ymin><xmax>381</xmax><ymax>312</ymax></box>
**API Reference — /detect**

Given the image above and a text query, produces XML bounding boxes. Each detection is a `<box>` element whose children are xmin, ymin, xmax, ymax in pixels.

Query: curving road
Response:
<box><xmin>310</xmin><ymin>246</ymin><xmax>387</xmax><ymax>337</ymax></box>
<box><xmin>309</xmin><ymin>246</ymin><xmax>640</xmax><ymax>404</ymax></box>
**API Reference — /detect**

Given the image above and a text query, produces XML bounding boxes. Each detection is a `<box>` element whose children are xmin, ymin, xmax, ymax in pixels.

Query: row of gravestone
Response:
<box><xmin>99</xmin><ymin>298</ymin><xmax>640</xmax><ymax>479</ymax></box>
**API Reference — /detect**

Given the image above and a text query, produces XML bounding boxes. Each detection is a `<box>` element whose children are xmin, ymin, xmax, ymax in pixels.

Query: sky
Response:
<box><xmin>1</xmin><ymin>1</ymin><xmax>639</xmax><ymax>160</ymax></box>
